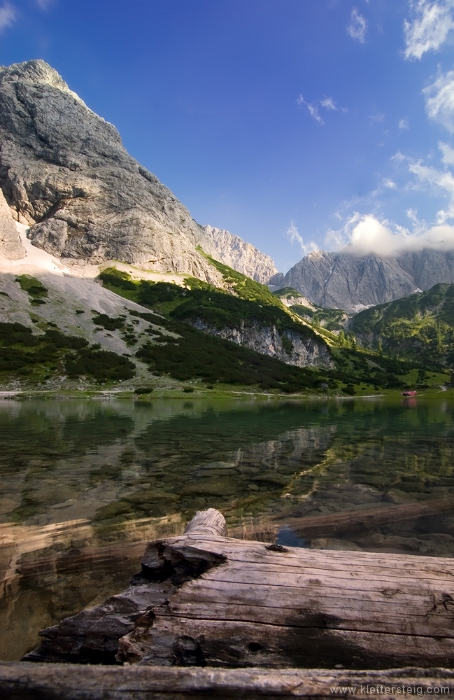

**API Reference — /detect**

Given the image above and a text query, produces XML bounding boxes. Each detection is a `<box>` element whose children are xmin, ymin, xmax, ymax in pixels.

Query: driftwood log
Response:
<box><xmin>2</xmin><ymin>663</ymin><xmax>454</xmax><ymax>699</ymax></box>
<box><xmin>22</xmin><ymin>508</ymin><xmax>454</xmax><ymax>670</ymax></box>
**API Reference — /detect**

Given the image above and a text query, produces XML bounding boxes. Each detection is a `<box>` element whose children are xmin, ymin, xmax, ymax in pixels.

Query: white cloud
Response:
<box><xmin>383</xmin><ymin>178</ymin><xmax>397</xmax><ymax>189</ymax></box>
<box><xmin>331</xmin><ymin>213</ymin><xmax>454</xmax><ymax>256</ymax></box>
<box><xmin>296</xmin><ymin>94</ymin><xmax>346</xmax><ymax>125</ymax></box>
<box><xmin>0</xmin><ymin>2</ymin><xmax>16</xmax><ymax>32</ymax></box>
<box><xmin>347</xmin><ymin>8</ymin><xmax>367</xmax><ymax>44</ymax></box>
<box><xmin>406</xmin><ymin>208</ymin><xmax>421</xmax><ymax>224</ymax></box>
<box><xmin>439</xmin><ymin>140</ymin><xmax>454</xmax><ymax>164</ymax></box>
<box><xmin>399</xmin><ymin>118</ymin><xmax>410</xmax><ymax>129</ymax></box>
<box><xmin>404</xmin><ymin>0</ymin><xmax>454</xmax><ymax>60</ymax></box>
<box><xmin>296</xmin><ymin>95</ymin><xmax>324</xmax><ymax>125</ymax></box>
<box><xmin>410</xmin><ymin>161</ymin><xmax>454</xmax><ymax>196</ymax></box>
<box><xmin>409</xmin><ymin>160</ymin><xmax>454</xmax><ymax>221</ymax></box>
<box><xmin>423</xmin><ymin>69</ymin><xmax>454</xmax><ymax>132</ymax></box>
<box><xmin>320</xmin><ymin>97</ymin><xmax>336</xmax><ymax>111</ymax></box>
<box><xmin>391</xmin><ymin>152</ymin><xmax>406</xmax><ymax>166</ymax></box>
<box><xmin>287</xmin><ymin>221</ymin><xmax>319</xmax><ymax>256</ymax></box>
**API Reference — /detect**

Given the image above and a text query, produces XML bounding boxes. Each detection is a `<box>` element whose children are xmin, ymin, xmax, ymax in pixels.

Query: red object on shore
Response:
<box><xmin>401</xmin><ymin>390</ymin><xmax>417</xmax><ymax>396</ymax></box>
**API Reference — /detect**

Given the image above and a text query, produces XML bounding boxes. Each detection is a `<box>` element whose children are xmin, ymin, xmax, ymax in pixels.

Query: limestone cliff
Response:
<box><xmin>0</xmin><ymin>60</ymin><xmax>226</xmax><ymax>283</ymax></box>
<box><xmin>279</xmin><ymin>249</ymin><xmax>454</xmax><ymax>313</ymax></box>
<box><xmin>192</xmin><ymin>318</ymin><xmax>333</xmax><ymax>368</ymax></box>
<box><xmin>0</xmin><ymin>189</ymin><xmax>24</xmax><ymax>260</ymax></box>
<box><xmin>203</xmin><ymin>225</ymin><xmax>278</xmax><ymax>284</ymax></box>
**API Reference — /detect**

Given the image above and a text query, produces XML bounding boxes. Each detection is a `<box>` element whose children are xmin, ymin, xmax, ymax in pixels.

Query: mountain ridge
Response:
<box><xmin>0</xmin><ymin>59</ymin><xmax>278</xmax><ymax>287</ymax></box>
<box><xmin>278</xmin><ymin>248</ymin><xmax>454</xmax><ymax>312</ymax></box>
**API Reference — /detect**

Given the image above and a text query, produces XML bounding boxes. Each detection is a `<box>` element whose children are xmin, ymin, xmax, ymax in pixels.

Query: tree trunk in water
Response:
<box><xmin>23</xmin><ymin>508</ymin><xmax>454</xmax><ymax>669</ymax></box>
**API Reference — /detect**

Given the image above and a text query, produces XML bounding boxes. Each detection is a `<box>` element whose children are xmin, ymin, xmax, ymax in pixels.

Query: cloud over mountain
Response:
<box><xmin>337</xmin><ymin>214</ymin><xmax>454</xmax><ymax>257</ymax></box>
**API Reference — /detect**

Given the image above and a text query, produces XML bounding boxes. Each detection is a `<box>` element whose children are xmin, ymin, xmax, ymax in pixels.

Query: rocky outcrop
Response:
<box><xmin>0</xmin><ymin>60</ymin><xmax>286</xmax><ymax>289</ymax></box>
<box><xmin>0</xmin><ymin>189</ymin><xmax>24</xmax><ymax>259</ymax></box>
<box><xmin>192</xmin><ymin>318</ymin><xmax>332</xmax><ymax>368</ymax></box>
<box><xmin>203</xmin><ymin>225</ymin><xmax>278</xmax><ymax>284</ymax></box>
<box><xmin>279</xmin><ymin>249</ymin><xmax>454</xmax><ymax>312</ymax></box>
<box><xmin>0</xmin><ymin>60</ymin><xmax>225</xmax><ymax>284</ymax></box>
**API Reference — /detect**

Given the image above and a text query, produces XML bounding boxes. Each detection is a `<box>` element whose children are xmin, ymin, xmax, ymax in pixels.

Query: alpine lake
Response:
<box><xmin>1</xmin><ymin>394</ymin><xmax>454</xmax><ymax>661</ymax></box>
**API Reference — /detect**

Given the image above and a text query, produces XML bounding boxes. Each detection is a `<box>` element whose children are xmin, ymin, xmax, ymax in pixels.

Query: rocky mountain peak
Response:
<box><xmin>278</xmin><ymin>248</ymin><xmax>454</xmax><ymax>312</ymax></box>
<box><xmin>0</xmin><ymin>59</ymin><xmax>281</xmax><ymax>288</ymax></box>
<box><xmin>1</xmin><ymin>59</ymin><xmax>73</xmax><ymax>93</ymax></box>
<box><xmin>204</xmin><ymin>225</ymin><xmax>278</xmax><ymax>284</ymax></box>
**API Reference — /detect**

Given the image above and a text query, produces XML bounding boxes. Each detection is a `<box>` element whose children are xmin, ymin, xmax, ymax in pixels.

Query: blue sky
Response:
<box><xmin>1</xmin><ymin>1</ymin><xmax>454</xmax><ymax>272</ymax></box>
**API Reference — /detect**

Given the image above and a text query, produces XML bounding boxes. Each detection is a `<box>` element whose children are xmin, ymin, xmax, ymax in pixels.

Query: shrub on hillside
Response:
<box><xmin>66</xmin><ymin>348</ymin><xmax>135</xmax><ymax>381</ymax></box>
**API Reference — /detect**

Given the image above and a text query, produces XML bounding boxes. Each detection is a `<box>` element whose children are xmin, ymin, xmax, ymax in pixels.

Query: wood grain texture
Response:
<box><xmin>2</xmin><ymin>662</ymin><xmax>454</xmax><ymax>699</ymax></box>
<box><xmin>26</xmin><ymin>510</ymin><xmax>454</xmax><ymax>669</ymax></box>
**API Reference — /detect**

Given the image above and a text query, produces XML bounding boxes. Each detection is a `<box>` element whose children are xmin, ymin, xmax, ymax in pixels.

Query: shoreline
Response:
<box><xmin>0</xmin><ymin>387</ymin><xmax>452</xmax><ymax>401</ymax></box>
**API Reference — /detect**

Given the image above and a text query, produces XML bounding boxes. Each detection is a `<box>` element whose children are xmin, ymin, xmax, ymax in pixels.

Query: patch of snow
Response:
<box><xmin>0</xmin><ymin>223</ymin><xmax>71</xmax><ymax>275</ymax></box>
<box><xmin>324</xmin><ymin>264</ymin><xmax>334</xmax><ymax>284</ymax></box>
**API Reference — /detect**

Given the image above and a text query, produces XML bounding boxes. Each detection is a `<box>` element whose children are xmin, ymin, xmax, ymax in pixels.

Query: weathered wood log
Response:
<box><xmin>24</xmin><ymin>508</ymin><xmax>454</xmax><ymax>669</ymax></box>
<box><xmin>2</xmin><ymin>662</ymin><xmax>454</xmax><ymax>699</ymax></box>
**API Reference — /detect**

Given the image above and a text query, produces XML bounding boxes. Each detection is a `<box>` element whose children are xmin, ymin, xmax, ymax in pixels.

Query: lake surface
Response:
<box><xmin>1</xmin><ymin>395</ymin><xmax>454</xmax><ymax>660</ymax></box>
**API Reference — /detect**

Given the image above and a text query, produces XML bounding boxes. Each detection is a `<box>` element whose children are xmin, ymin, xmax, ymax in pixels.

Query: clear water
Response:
<box><xmin>1</xmin><ymin>395</ymin><xmax>454</xmax><ymax>660</ymax></box>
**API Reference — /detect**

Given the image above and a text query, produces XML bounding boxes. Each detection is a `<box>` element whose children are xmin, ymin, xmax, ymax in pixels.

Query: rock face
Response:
<box><xmin>204</xmin><ymin>225</ymin><xmax>278</xmax><ymax>284</ymax></box>
<box><xmin>192</xmin><ymin>319</ymin><xmax>333</xmax><ymax>368</ymax></box>
<box><xmin>0</xmin><ymin>189</ymin><xmax>24</xmax><ymax>259</ymax></box>
<box><xmin>279</xmin><ymin>249</ymin><xmax>454</xmax><ymax>312</ymax></box>
<box><xmin>0</xmin><ymin>60</ymin><xmax>226</xmax><ymax>282</ymax></box>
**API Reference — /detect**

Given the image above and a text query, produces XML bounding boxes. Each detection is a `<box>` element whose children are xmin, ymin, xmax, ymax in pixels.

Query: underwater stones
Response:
<box><xmin>310</xmin><ymin>537</ymin><xmax>362</xmax><ymax>551</ymax></box>
<box><xmin>363</xmin><ymin>533</ymin><xmax>454</xmax><ymax>558</ymax></box>
<box><xmin>95</xmin><ymin>502</ymin><xmax>134</xmax><ymax>521</ymax></box>
<box><xmin>123</xmin><ymin>490</ymin><xmax>178</xmax><ymax>505</ymax></box>
<box><xmin>254</xmin><ymin>473</ymin><xmax>290</xmax><ymax>487</ymax></box>
<box><xmin>22</xmin><ymin>482</ymin><xmax>76</xmax><ymax>507</ymax></box>
<box><xmin>181</xmin><ymin>477</ymin><xmax>238</xmax><ymax>498</ymax></box>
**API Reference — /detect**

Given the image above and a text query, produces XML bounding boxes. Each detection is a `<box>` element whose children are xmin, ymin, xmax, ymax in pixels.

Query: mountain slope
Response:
<box><xmin>0</xmin><ymin>189</ymin><xmax>335</xmax><ymax>391</ymax></box>
<box><xmin>0</xmin><ymin>59</ymin><xmax>280</xmax><ymax>286</ymax></box>
<box><xmin>280</xmin><ymin>249</ymin><xmax>454</xmax><ymax>312</ymax></box>
<box><xmin>203</xmin><ymin>226</ymin><xmax>278</xmax><ymax>284</ymax></box>
<box><xmin>351</xmin><ymin>283</ymin><xmax>454</xmax><ymax>367</ymax></box>
<box><xmin>100</xmin><ymin>259</ymin><xmax>333</xmax><ymax>370</ymax></box>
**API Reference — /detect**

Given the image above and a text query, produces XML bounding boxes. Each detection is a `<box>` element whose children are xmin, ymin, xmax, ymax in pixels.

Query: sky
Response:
<box><xmin>1</xmin><ymin>1</ymin><xmax>454</xmax><ymax>272</ymax></box>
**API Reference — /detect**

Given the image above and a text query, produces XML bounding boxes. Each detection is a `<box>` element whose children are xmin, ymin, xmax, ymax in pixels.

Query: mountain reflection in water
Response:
<box><xmin>1</xmin><ymin>396</ymin><xmax>454</xmax><ymax>660</ymax></box>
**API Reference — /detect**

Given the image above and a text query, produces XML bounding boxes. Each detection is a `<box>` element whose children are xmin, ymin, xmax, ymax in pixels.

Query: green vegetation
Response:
<box><xmin>134</xmin><ymin>386</ymin><xmax>154</xmax><ymax>394</ymax></box>
<box><xmin>101</xmin><ymin>264</ymin><xmax>321</xmax><ymax>341</ymax></box>
<box><xmin>136</xmin><ymin>327</ymin><xmax>323</xmax><ymax>392</ymax></box>
<box><xmin>66</xmin><ymin>347</ymin><xmax>135</xmax><ymax>381</ymax></box>
<box><xmin>100</xmin><ymin>266</ymin><xmax>332</xmax><ymax>392</ymax></box>
<box><xmin>16</xmin><ymin>275</ymin><xmax>48</xmax><ymax>305</ymax></box>
<box><xmin>0</xmin><ymin>321</ymin><xmax>135</xmax><ymax>383</ymax></box>
<box><xmin>291</xmin><ymin>304</ymin><xmax>347</xmax><ymax>332</ymax></box>
<box><xmin>351</xmin><ymin>283</ymin><xmax>454</xmax><ymax>368</ymax></box>
<box><xmin>273</xmin><ymin>288</ymin><xmax>347</xmax><ymax>331</ymax></box>
<box><xmin>205</xmin><ymin>254</ymin><xmax>285</xmax><ymax>309</ymax></box>
<box><xmin>329</xmin><ymin>347</ymin><xmax>415</xmax><ymax>391</ymax></box>
<box><xmin>92</xmin><ymin>313</ymin><xmax>125</xmax><ymax>331</ymax></box>
<box><xmin>98</xmin><ymin>267</ymin><xmax>137</xmax><ymax>291</ymax></box>
<box><xmin>99</xmin><ymin>265</ymin><xmax>436</xmax><ymax>394</ymax></box>
<box><xmin>273</xmin><ymin>287</ymin><xmax>302</xmax><ymax>299</ymax></box>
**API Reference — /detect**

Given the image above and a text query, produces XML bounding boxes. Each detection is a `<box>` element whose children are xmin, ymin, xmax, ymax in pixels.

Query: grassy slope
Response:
<box><xmin>272</xmin><ymin>287</ymin><xmax>348</xmax><ymax>332</ymax></box>
<box><xmin>0</xmin><ymin>320</ymin><xmax>135</xmax><ymax>383</ymax></box>
<box><xmin>351</xmin><ymin>283</ymin><xmax>454</xmax><ymax>368</ymax></box>
<box><xmin>99</xmin><ymin>267</ymin><xmax>434</xmax><ymax>394</ymax></box>
<box><xmin>100</xmin><ymin>268</ymin><xmax>330</xmax><ymax>392</ymax></box>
